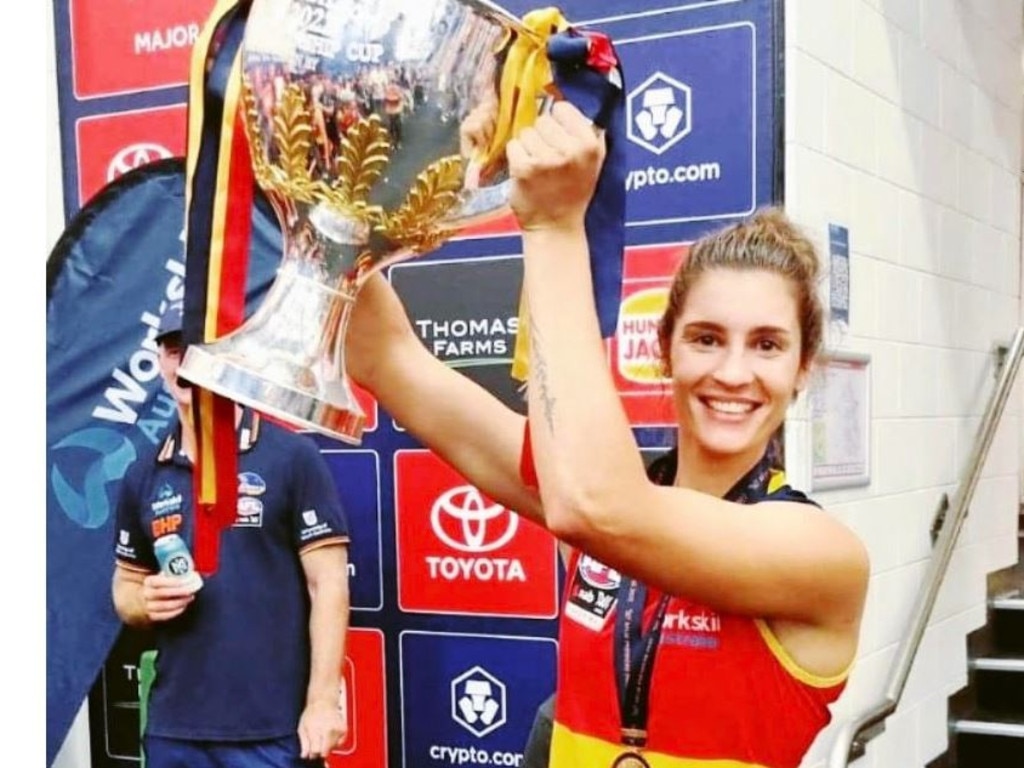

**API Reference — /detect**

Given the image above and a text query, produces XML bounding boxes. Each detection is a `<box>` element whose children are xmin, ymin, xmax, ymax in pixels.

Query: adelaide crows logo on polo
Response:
<box><xmin>394</xmin><ymin>450</ymin><xmax>558</xmax><ymax>618</ymax></box>
<box><xmin>238</xmin><ymin>471</ymin><xmax>267</xmax><ymax>496</ymax></box>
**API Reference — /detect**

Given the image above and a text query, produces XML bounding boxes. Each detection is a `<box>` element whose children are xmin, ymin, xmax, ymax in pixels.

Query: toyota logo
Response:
<box><xmin>429</xmin><ymin>485</ymin><xmax>518</xmax><ymax>553</ymax></box>
<box><xmin>106</xmin><ymin>143</ymin><xmax>173</xmax><ymax>182</ymax></box>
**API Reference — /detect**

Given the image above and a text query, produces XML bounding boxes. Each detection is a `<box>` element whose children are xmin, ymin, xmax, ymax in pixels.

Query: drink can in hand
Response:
<box><xmin>154</xmin><ymin>533</ymin><xmax>204</xmax><ymax>593</ymax></box>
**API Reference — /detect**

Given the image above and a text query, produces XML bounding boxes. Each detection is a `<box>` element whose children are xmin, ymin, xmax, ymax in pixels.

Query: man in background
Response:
<box><xmin>111</xmin><ymin>301</ymin><xmax>351</xmax><ymax>768</ymax></box>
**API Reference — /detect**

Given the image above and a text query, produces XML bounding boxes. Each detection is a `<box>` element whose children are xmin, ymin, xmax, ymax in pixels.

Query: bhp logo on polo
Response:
<box><xmin>395</xmin><ymin>450</ymin><xmax>557</xmax><ymax>618</ymax></box>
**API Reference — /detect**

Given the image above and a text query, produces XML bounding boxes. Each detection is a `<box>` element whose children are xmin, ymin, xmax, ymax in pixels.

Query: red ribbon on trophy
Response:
<box><xmin>181</xmin><ymin>0</ymin><xmax>254</xmax><ymax>573</ymax></box>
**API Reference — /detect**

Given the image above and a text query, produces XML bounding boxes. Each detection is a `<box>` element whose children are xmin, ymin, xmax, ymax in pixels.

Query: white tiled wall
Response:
<box><xmin>784</xmin><ymin>1</ymin><xmax>1023</xmax><ymax>767</ymax></box>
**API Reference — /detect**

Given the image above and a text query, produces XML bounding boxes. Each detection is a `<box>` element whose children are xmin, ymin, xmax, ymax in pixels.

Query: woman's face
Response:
<box><xmin>666</xmin><ymin>268</ymin><xmax>808</xmax><ymax>463</ymax></box>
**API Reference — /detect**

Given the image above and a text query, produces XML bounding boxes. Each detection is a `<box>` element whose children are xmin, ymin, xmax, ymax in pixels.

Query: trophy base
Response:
<box><xmin>178</xmin><ymin>345</ymin><xmax>366</xmax><ymax>445</ymax></box>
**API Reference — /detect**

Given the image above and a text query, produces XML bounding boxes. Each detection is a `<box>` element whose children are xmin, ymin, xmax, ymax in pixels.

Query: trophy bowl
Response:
<box><xmin>178</xmin><ymin>0</ymin><xmax>545</xmax><ymax>443</ymax></box>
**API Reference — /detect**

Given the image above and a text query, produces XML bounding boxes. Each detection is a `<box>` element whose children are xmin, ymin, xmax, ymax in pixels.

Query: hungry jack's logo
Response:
<box><xmin>609</xmin><ymin>245</ymin><xmax>689</xmax><ymax>427</ymax></box>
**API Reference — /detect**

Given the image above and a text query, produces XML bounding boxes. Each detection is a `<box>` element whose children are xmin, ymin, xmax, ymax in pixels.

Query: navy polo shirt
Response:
<box><xmin>114</xmin><ymin>410</ymin><xmax>349</xmax><ymax>741</ymax></box>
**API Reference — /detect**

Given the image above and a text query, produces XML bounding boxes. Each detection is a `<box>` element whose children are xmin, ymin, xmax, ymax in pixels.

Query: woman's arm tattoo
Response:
<box><xmin>530</xmin><ymin>316</ymin><xmax>557</xmax><ymax>434</ymax></box>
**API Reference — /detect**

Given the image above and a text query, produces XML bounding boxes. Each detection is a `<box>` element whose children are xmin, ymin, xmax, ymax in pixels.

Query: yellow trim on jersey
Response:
<box><xmin>767</xmin><ymin>469</ymin><xmax>786</xmax><ymax>494</ymax></box>
<box><xmin>550</xmin><ymin>722</ymin><xmax>771</xmax><ymax>767</ymax></box>
<box><xmin>754</xmin><ymin>619</ymin><xmax>851</xmax><ymax>688</ymax></box>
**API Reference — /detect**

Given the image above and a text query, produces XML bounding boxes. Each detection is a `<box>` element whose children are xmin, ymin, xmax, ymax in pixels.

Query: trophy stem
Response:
<box><xmin>178</xmin><ymin>262</ymin><xmax>366</xmax><ymax>444</ymax></box>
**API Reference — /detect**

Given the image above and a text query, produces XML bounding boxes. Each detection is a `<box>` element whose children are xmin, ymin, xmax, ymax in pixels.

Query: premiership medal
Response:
<box><xmin>612</xmin><ymin>753</ymin><xmax>651</xmax><ymax>768</ymax></box>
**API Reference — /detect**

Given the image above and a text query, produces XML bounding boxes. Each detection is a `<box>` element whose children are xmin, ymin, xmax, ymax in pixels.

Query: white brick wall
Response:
<box><xmin>784</xmin><ymin>1</ymin><xmax>1023</xmax><ymax>767</ymax></box>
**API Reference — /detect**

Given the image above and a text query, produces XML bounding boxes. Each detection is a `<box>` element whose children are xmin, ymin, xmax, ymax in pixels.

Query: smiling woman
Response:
<box><xmin>345</xmin><ymin>102</ymin><xmax>868</xmax><ymax>768</ymax></box>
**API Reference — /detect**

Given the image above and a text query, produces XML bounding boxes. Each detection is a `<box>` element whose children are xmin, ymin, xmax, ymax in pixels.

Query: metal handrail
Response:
<box><xmin>828</xmin><ymin>326</ymin><xmax>1024</xmax><ymax>768</ymax></box>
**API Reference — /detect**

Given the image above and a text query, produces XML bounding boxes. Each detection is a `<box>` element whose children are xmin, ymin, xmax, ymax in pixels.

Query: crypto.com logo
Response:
<box><xmin>106</xmin><ymin>143</ymin><xmax>173</xmax><ymax>182</ymax></box>
<box><xmin>50</xmin><ymin>427</ymin><xmax>137</xmax><ymax>529</ymax></box>
<box><xmin>627</xmin><ymin>72</ymin><xmax>692</xmax><ymax>155</ymax></box>
<box><xmin>429</xmin><ymin>485</ymin><xmax>518</xmax><ymax>553</ymax></box>
<box><xmin>451</xmin><ymin>666</ymin><xmax>506</xmax><ymax>737</ymax></box>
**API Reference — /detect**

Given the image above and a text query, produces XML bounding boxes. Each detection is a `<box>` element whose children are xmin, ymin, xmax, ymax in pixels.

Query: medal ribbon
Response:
<box><xmin>492</xmin><ymin>9</ymin><xmax>625</xmax><ymax>383</ymax></box>
<box><xmin>613</xmin><ymin>578</ymin><xmax>670</xmax><ymax>747</ymax></box>
<box><xmin>612</xmin><ymin>450</ymin><xmax>782</xmax><ymax>746</ymax></box>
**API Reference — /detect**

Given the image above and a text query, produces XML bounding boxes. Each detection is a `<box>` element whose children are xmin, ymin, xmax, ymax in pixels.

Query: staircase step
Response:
<box><xmin>953</xmin><ymin>716</ymin><xmax>1024</xmax><ymax>738</ymax></box>
<box><xmin>952</xmin><ymin>714</ymin><xmax>1024</xmax><ymax>768</ymax></box>
<box><xmin>974</xmin><ymin>665</ymin><xmax>1024</xmax><ymax>715</ymax></box>
<box><xmin>971</xmin><ymin>653</ymin><xmax>1024</xmax><ymax>673</ymax></box>
<box><xmin>954</xmin><ymin>733</ymin><xmax>1024</xmax><ymax>768</ymax></box>
<box><xmin>992</xmin><ymin>592</ymin><xmax>1024</xmax><ymax>610</ymax></box>
<box><xmin>991</xmin><ymin>599</ymin><xmax>1024</xmax><ymax>655</ymax></box>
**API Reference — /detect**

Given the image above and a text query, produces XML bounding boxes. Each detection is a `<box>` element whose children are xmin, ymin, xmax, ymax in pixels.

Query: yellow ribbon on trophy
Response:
<box><xmin>478</xmin><ymin>7</ymin><xmax>571</xmax><ymax>383</ymax></box>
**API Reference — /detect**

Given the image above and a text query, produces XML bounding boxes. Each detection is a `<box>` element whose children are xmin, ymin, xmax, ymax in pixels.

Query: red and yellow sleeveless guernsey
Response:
<box><xmin>549</xmin><ymin>452</ymin><xmax>849</xmax><ymax>768</ymax></box>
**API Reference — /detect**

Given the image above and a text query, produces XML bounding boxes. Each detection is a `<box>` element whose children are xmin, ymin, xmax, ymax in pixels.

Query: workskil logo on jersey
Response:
<box><xmin>661</xmin><ymin>607</ymin><xmax>723</xmax><ymax>650</ymax></box>
<box><xmin>394</xmin><ymin>450</ymin><xmax>558</xmax><ymax>618</ymax></box>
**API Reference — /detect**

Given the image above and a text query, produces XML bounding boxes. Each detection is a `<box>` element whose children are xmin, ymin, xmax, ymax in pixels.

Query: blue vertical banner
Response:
<box><xmin>46</xmin><ymin>160</ymin><xmax>280</xmax><ymax>767</ymax></box>
<box><xmin>48</xmin><ymin>2</ymin><xmax>783</xmax><ymax>767</ymax></box>
<box><xmin>829</xmin><ymin>223</ymin><xmax>851</xmax><ymax>327</ymax></box>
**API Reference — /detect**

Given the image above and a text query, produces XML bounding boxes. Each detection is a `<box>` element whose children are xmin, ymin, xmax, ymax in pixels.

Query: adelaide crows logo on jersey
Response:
<box><xmin>565</xmin><ymin>554</ymin><xmax>621</xmax><ymax>631</ymax></box>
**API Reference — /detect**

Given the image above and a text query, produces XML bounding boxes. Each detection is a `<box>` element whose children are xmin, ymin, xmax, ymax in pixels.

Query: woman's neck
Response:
<box><xmin>672</xmin><ymin>437</ymin><xmax>770</xmax><ymax>498</ymax></box>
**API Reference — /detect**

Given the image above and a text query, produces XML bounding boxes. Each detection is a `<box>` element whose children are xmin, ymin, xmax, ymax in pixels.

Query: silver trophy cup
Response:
<box><xmin>179</xmin><ymin>0</ymin><xmax>547</xmax><ymax>443</ymax></box>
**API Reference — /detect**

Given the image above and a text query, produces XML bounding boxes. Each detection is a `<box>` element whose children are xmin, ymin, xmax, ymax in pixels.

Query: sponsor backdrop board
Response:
<box><xmin>48</xmin><ymin>1</ymin><xmax>781</xmax><ymax>766</ymax></box>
